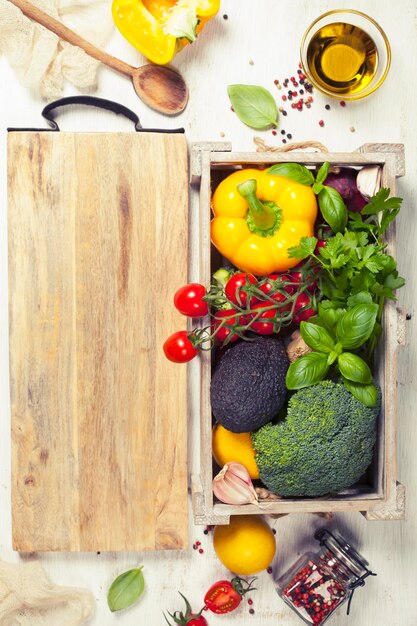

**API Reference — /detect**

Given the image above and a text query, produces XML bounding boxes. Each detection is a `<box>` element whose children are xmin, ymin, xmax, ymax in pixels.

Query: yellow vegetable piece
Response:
<box><xmin>112</xmin><ymin>0</ymin><xmax>220</xmax><ymax>65</ymax></box>
<box><xmin>211</xmin><ymin>169</ymin><xmax>318</xmax><ymax>275</ymax></box>
<box><xmin>213</xmin><ymin>515</ymin><xmax>276</xmax><ymax>575</ymax></box>
<box><xmin>212</xmin><ymin>423</ymin><xmax>260</xmax><ymax>480</ymax></box>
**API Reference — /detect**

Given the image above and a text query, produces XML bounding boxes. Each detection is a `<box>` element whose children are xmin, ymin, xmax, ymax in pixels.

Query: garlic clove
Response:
<box><xmin>356</xmin><ymin>165</ymin><xmax>382</xmax><ymax>200</ymax></box>
<box><xmin>213</xmin><ymin>462</ymin><xmax>258</xmax><ymax>505</ymax></box>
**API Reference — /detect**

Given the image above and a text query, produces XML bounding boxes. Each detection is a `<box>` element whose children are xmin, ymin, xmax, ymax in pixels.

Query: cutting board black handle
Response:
<box><xmin>42</xmin><ymin>96</ymin><xmax>143</xmax><ymax>131</ymax></box>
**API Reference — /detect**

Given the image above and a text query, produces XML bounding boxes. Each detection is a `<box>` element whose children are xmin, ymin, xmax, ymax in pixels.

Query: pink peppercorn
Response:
<box><xmin>340</xmin><ymin>100</ymin><xmax>346</xmax><ymax>107</ymax></box>
<box><xmin>319</xmin><ymin>120</ymin><xmax>324</xmax><ymax>127</ymax></box>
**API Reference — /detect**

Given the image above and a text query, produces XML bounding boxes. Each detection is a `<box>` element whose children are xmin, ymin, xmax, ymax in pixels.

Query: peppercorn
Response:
<box><xmin>340</xmin><ymin>100</ymin><xmax>346</xmax><ymax>107</ymax></box>
<box><xmin>319</xmin><ymin>120</ymin><xmax>324</xmax><ymax>127</ymax></box>
<box><xmin>325</xmin><ymin>104</ymin><xmax>330</xmax><ymax>110</ymax></box>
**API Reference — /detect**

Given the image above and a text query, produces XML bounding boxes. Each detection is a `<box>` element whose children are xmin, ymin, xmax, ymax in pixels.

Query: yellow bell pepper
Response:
<box><xmin>211</xmin><ymin>169</ymin><xmax>318</xmax><ymax>276</ymax></box>
<box><xmin>112</xmin><ymin>0</ymin><xmax>220</xmax><ymax>65</ymax></box>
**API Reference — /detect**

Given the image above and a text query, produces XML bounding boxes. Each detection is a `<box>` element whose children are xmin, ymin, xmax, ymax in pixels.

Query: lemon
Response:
<box><xmin>213</xmin><ymin>515</ymin><xmax>276</xmax><ymax>575</ymax></box>
<box><xmin>212</xmin><ymin>423</ymin><xmax>260</xmax><ymax>479</ymax></box>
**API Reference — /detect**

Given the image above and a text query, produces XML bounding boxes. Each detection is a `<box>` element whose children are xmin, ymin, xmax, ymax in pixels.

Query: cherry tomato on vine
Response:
<box><xmin>315</xmin><ymin>239</ymin><xmax>327</xmax><ymax>252</ymax></box>
<box><xmin>225</xmin><ymin>272</ymin><xmax>257</xmax><ymax>308</ymax></box>
<box><xmin>163</xmin><ymin>331</ymin><xmax>199</xmax><ymax>363</ymax></box>
<box><xmin>212</xmin><ymin>309</ymin><xmax>242</xmax><ymax>343</ymax></box>
<box><xmin>164</xmin><ymin>592</ymin><xmax>208</xmax><ymax>626</ymax></box>
<box><xmin>259</xmin><ymin>273</ymin><xmax>294</xmax><ymax>298</ymax></box>
<box><xmin>174</xmin><ymin>283</ymin><xmax>209</xmax><ymax>318</ymax></box>
<box><xmin>293</xmin><ymin>293</ymin><xmax>316</xmax><ymax>324</ymax></box>
<box><xmin>248</xmin><ymin>303</ymin><xmax>276</xmax><ymax>335</ymax></box>
<box><xmin>287</xmin><ymin>270</ymin><xmax>317</xmax><ymax>294</ymax></box>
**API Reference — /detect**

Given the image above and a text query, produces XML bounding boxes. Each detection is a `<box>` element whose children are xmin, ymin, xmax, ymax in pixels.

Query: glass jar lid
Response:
<box><xmin>315</xmin><ymin>528</ymin><xmax>370</xmax><ymax>579</ymax></box>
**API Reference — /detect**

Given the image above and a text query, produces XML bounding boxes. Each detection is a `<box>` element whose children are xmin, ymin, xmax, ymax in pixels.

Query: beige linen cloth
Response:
<box><xmin>0</xmin><ymin>0</ymin><xmax>114</xmax><ymax>99</ymax></box>
<box><xmin>0</xmin><ymin>560</ymin><xmax>95</xmax><ymax>625</ymax></box>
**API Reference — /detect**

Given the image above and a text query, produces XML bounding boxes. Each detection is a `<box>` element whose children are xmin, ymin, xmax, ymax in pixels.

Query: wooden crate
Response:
<box><xmin>190</xmin><ymin>142</ymin><xmax>406</xmax><ymax>524</ymax></box>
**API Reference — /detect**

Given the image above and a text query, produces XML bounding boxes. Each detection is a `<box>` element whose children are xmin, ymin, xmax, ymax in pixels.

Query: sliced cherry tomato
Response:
<box><xmin>248</xmin><ymin>302</ymin><xmax>276</xmax><ymax>335</ymax></box>
<box><xmin>212</xmin><ymin>309</ymin><xmax>246</xmax><ymax>343</ymax></box>
<box><xmin>163</xmin><ymin>331</ymin><xmax>199</xmax><ymax>363</ymax></box>
<box><xmin>204</xmin><ymin>577</ymin><xmax>257</xmax><ymax>615</ymax></box>
<box><xmin>204</xmin><ymin>580</ymin><xmax>242</xmax><ymax>614</ymax></box>
<box><xmin>225</xmin><ymin>272</ymin><xmax>257</xmax><ymax>308</ymax></box>
<box><xmin>174</xmin><ymin>283</ymin><xmax>209</xmax><ymax>318</ymax></box>
<box><xmin>293</xmin><ymin>293</ymin><xmax>316</xmax><ymax>324</ymax></box>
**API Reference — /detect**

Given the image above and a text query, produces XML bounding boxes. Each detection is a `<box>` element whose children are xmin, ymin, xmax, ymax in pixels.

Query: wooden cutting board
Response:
<box><xmin>8</xmin><ymin>130</ymin><xmax>189</xmax><ymax>552</ymax></box>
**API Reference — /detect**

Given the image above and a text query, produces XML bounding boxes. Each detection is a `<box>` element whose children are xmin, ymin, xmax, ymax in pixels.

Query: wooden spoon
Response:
<box><xmin>8</xmin><ymin>0</ymin><xmax>188</xmax><ymax>115</ymax></box>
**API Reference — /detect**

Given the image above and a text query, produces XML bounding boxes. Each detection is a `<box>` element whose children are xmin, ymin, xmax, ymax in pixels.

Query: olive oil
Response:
<box><xmin>306</xmin><ymin>22</ymin><xmax>378</xmax><ymax>96</ymax></box>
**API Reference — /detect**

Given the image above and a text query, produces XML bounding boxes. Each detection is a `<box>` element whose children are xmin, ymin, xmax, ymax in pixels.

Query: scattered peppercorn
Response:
<box><xmin>267</xmin><ymin>567</ymin><xmax>273</xmax><ymax>574</ymax></box>
<box><xmin>282</xmin><ymin>139</ymin><xmax>287</xmax><ymax>144</ymax></box>
<box><xmin>248</xmin><ymin>599</ymin><xmax>254</xmax><ymax>605</ymax></box>
<box><xmin>230</xmin><ymin>106</ymin><xmax>234</xmax><ymax>112</ymax></box>
<box><xmin>249</xmin><ymin>608</ymin><xmax>255</xmax><ymax>615</ymax></box>
<box><xmin>350</xmin><ymin>126</ymin><xmax>356</xmax><ymax>132</ymax></box>
<box><xmin>319</xmin><ymin>120</ymin><xmax>324</xmax><ymax>127</ymax></box>
<box><xmin>340</xmin><ymin>100</ymin><xmax>346</xmax><ymax>107</ymax></box>
<box><xmin>299</xmin><ymin>89</ymin><xmax>304</xmax><ymax>94</ymax></box>
<box><xmin>223</xmin><ymin>13</ymin><xmax>228</xmax><ymax>19</ymax></box>
<box><xmin>282</xmin><ymin>95</ymin><xmax>287</xmax><ymax>101</ymax></box>
<box><xmin>282</xmin><ymin>110</ymin><xmax>287</xmax><ymax>116</ymax></box>
<box><xmin>196</xmin><ymin>541</ymin><xmax>201</xmax><ymax>546</ymax></box>
<box><xmin>287</xmin><ymin>133</ymin><xmax>292</xmax><ymax>139</ymax></box>
<box><xmin>199</xmin><ymin>548</ymin><xmax>204</xmax><ymax>554</ymax></box>
<box><xmin>272</xmin><ymin>130</ymin><xmax>277</xmax><ymax>135</ymax></box>
<box><xmin>203</xmin><ymin>529</ymin><xmax>208</xmax><ymax>535</ymax></box>
<box><xmin>272</xmin><ymin>528</ymin><xmax>277</xmax><ymax>535</ymax></box>
<box><xmin>281</xmin><ymin>129</ymin><xmax>285</xmax><ymax>134</ymax></box>
<box><xmin>249</xmin><ymin>59</ymin><xmax>254</xmax><ymax>65</ymax></box>
<box><xmin>325</xmin><ymin>104</ymin><xmax>331</xmax><ymax>110</ymax></box>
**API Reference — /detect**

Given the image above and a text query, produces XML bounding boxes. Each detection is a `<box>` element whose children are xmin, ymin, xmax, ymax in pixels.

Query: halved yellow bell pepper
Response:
<box><xmin>211</xmin><ymin>169</ymin><xmax>318</xmax><ymax>276</ymax></box>
<box><xmin>112</xmin><ymin>0</ymin><xmax>220</xmax><ymax>65</ymax></box>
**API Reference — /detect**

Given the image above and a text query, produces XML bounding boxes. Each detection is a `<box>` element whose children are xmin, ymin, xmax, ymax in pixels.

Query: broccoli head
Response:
<box><xmin>251</xmin><ymin>380</ymin><xmax>380</xmax><ymax>497</ymax></box>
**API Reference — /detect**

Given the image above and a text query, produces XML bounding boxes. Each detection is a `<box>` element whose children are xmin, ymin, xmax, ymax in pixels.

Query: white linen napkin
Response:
<box><xmin>0</xmin><ymin>0</ymin><xmax>114</xmax><ymax>99</ymax></box>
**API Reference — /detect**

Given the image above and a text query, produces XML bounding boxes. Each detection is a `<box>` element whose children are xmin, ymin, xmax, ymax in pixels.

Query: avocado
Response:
<box><xmin>210</xmin><ymin>336</ymin><xmax>289</xmax><ymax>433</ymax></box>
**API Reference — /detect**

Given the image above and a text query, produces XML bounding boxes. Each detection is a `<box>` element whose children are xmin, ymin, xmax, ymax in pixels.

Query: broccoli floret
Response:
<box><xmin>251</xmin><ymin>380</ymin><xmax>380</xmax><ymax>497</ymax></box>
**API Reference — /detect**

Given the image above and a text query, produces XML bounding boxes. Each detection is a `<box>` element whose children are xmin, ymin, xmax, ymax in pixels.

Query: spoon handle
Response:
<box><xmin>8</xmin><ymin>0</ymin><xmax>135</xmax><ymax>78</ymax></box>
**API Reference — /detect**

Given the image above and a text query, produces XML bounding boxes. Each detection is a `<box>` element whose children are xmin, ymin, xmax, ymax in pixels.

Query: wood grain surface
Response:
<box><xmin>8</xmin><ymin>131</ymin><xmax>188</xmax><ymax>551</ymax></box>
<box><xmin>1</xmin><ymin>0</ymin><xmax>417</xmax><ymax>624</ymax></box>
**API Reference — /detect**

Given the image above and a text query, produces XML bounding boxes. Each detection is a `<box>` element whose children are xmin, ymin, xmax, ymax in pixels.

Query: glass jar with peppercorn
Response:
<box><xmin>276</xmin><ymin>528</ymin><xmax>376</xmax><ymax>625</ymax></box>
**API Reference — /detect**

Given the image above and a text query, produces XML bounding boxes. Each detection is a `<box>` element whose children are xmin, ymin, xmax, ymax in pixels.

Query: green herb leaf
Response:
<box><xmin>267</xmin><ymin>163</ymin><xmax>315</xmax><ymax>186</ymax></box>
<box><xmin>338</xmin><ymin>352</ymin><xmax>372</xmax><ymax>384</ymax></box>
<box><xmin>107</xmin><ymin>567</ymin><xmax>145</xmax><ymax>612</ymax></box>
<box><xmin>318</xmin><ymin>186</ymin><xmax>348</xmax><ymax>233</ymax></box>
<box><xmin>317</xmin><ymin>304</ymin><xmax>346</xmax><ymax>334</ymax></box>
<box><xmin>312</xmin><ymin>181</ymin><xmax>324</xmax><ymax>194</ymax></box>
<box><xmin>287</xmin><ymin>236</ymin><xmax>318</xmax><ymax>259</ymax></box>
<box><xmin>327</xmin><ymin>351</ymin><xmax>339</xmax><ymax>366</ymax></box>
<box><xmin>361</xmin><ymin>188</ymin><xmax>402</xmax><ymax>215</ymax></box>
<box><xmin>335</xmin><ymin>303</ymin><xmax>378</xmax><ymax>349</ymax></box>
<box><xmin>227</xmin><ymin>85</ymin><xmax>278</xmax><ymax>130</ymax></box>
<box><xmin>300</xmin><ymin>321</ymin><xmax>335</xmax><ymax>353</ymax></box>
<box><xmin>316</xmin><ymin>161</ymin><xmax>330</xmax><ymax>185</ymax></box>
<box><xmin>286</xmin><ymin>352</ymin><xmax>329</xmax><ymax>389</ymax></box>
<box><xmin>342</xmin><ymin>378</ymin><xmax>378</xmax><ymax>407</ymax></box>
<box><xmin>347</xmin><ymin>291</ymin><xmax>374</xmax><ymax>307</ymax></box>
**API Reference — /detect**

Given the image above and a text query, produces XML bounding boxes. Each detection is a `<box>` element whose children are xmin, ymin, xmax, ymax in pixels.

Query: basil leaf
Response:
<box><xmin>338</xmin><ymin>352</ymin><xmax>372</xmax><ymax>384</ymax></box>
<box><xmin>317</xmin><ymin>305</ymin><xmax>346</xmax><ymax>334</ymax></box>
<box><xmin>267</xmin><ymin>163</ymin><xmax>315</xmax><ymax>186</ymax></box>
<box><xmin>335</xmin><ymin>303</ymin><xmax>378</xmax><ymax>349</ymax></box>
<box><xmin>318</xmin><ymin>186</ymin><xmax>348</xmax><ymax>233</ymax></box>
<box><xmin>327</xmin><ymin>351</ymin><xmax>339</xmax><ymax>366</ymax></box>
<box><xmin>107</xmin><ymin>567</ymin><xmax>145</xmax><ymax>612</ymax></box>
<box><xmin>316</xmin><ymin>161</ymin><xmax>330</xmax><ymax>185</ymax></box>
<box><xmin>227</xmin><ymin>84</ymin><xmax>278</xmax><ymax>130</ymax></box>
<box><xmin>286</xmin><ymin>352</ymin><xmax>329</xmax><ymax>389</ymax></box>
<box><xmin>300</xmin><ymin>321</ymin><xmax>335</xmax><ymax>353</ymax></box>
<box><xmin>342</xmin><ymin>378</ymin><xmax>378</xmax><ymax>407</ymax></box>
<box><xmin>312</xmin><ymin>181</ymin><xmax>324</xmax><ymax>194</ymax></box>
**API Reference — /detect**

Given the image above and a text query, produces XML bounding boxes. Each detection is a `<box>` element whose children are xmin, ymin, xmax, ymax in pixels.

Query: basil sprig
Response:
<box><xmin>227</xmin><ymin>85</ymin><xmax>278</xmax><ymax>130</ymax></box>
<box><xmin>107</xmin><ymin>567</ymin><xmax>145</xmax><ymax>612</ymax></box>
<box><xmin>267</xmin><ymin>160</ymin><xmax>347</xmax><ymax>233</ymax></box>
<box><xmin>286</xmin><ymin>303</ymin><xmax>378</xmax><ymax>406</ymax></box>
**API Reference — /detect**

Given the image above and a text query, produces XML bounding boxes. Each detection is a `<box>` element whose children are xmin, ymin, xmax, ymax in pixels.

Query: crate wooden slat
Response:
<box><xmin>191</xmin><ymin>142</ymin><xmax>405</xmax><ymax>525</ymax></box>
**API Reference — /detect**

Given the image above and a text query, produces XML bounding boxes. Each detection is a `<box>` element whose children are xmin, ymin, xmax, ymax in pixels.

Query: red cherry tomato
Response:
<box><xmin>225</xmin><ymin>272</ymin><xmax>257</xmax><ymax>308</ymax></box>
<box><xmin>315</xmin><ymin>239</ymin><xmax>327</xmax><ymax>252</ymax></box>
<box><xmin>163</xmin><ymin>331</ymin><xmax>199</xmax><ymax>363</ymax></box>
<box><xmin>212</xmin><ymin>309</ymin><xmax>243</xmax><ymax>343</ymax></box>
<box><xmin>174</xmin><ymin>283</ymin><xmax>209</xmax><ymax>318</ymax></box>
<box><xmin>187</xmin><ymin>617</ymin><xmax>208</xmax><ymax>626</ymax></box>
<box><xmin>204</xmin><ymin>580</ymin><xmax>242</xmax><ymax>614</ymax></box>
<box><xmin>248</xmin><ymin>302</ymin><xmax>276</xmax><ymax>335</ymax></box>
<box><xmin>293</xmin><ymin>293</ymin><xmax>316</xmax><ymax>324</ymax></box>
<box><xmin>259</xmin><ymin>273</ymin><xmax>294</xmax><ymax>297</ymax></box>
<box><xmin>288</xmin><ymin>270</ymin><xmax>317</xmax><ymax>294</ymax></box>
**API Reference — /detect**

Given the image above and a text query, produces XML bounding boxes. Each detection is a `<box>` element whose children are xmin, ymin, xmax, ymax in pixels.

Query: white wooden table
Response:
<box><xmin>1</xmin><ymin>1</ymin><xmax>416</xmax><ymax>624</ymax></box>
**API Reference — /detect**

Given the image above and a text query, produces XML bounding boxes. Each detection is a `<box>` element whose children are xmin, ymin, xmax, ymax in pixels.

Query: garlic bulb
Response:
<box><xmin>213</xmin><ymin>462</ymin><xmax>258</xmax><ymax>505</ymax></box>
<box><xmin>356</xmin><ymin>165</ymin><xmax>382</xmax><ymax>200</ymax></box>
<box><xmin>286</xmin><ymin>330</ymin><xmax>312</xmax><ymax>363</ymax></box>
